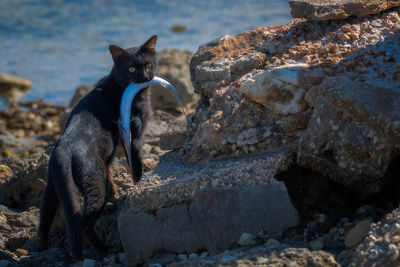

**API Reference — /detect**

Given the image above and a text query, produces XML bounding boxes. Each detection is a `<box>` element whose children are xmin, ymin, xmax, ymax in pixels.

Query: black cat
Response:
<box><xmin>37</xmin><ymin>35</ymin><xmax>158</xmax><ymax>260</ymax></box>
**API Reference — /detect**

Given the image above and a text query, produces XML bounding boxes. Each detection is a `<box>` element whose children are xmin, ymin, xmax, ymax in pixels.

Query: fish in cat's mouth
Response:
<box><xmin>119</xmin><ymin>76</ymin><xmax>186</xmax><ymax>176</ymax></box>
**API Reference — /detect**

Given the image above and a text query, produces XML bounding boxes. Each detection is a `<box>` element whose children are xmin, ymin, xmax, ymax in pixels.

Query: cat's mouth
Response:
<box><xmin>119</xmin><ymin>76</ymin><xmax>186</xmax><ymax>177</ymax></box>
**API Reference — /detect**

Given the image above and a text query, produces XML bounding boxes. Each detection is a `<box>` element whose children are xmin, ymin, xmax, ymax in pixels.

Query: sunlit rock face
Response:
<box><xmin>185</xmin><ymin>7</ymin><xmax>400</xmax><ymax>194</ymax></box>
<box><xmin>289</xmin><ymin>0</ymin><xmax>400</xmax><ymax>21</ymax></box>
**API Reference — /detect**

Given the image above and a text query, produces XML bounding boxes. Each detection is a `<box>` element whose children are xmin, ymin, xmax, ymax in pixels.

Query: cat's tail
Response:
<box><xmin>37</xmin><ymin>156</ymin><xmax>60</xmax><ymax>251</ymax></box>
<box><xmin>50</xmin><ymin>150</ymin><xmax>84</xmax><ymax>260</ymax></box>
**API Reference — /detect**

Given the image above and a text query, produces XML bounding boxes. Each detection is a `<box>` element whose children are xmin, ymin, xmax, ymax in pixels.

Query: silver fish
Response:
<box><xmin>119</xmin><ymin>76</ymin><xmax>186</xmax><ymax>175</ymax></box>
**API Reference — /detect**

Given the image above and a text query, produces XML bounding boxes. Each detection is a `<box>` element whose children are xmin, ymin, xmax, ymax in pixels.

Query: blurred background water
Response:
<box><xmin>0</xmin><ymin>0</ymin><xmax>290</xmax><ymax>104</ymax></box>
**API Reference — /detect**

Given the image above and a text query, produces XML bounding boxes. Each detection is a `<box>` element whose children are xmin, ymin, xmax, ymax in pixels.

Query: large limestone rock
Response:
<box><xmin>187</xmin><ymin>7</ymin><xmax>400</xmax><ymax>194</ymax></box>
<box><xmin>118</xmin><ymin>148</ymin><xmax>299</xmax><ymax>265</ymax></box>
<box><xmin>298</xmin><ymin>78</ymin><xmax>400</xmax><ymax>194</ymax></box>
<box><xmin>0</xmin><ymin>73</ymin><xmax>32</xmax><ymax>102</ymax></box>
<box><xmin>152</xmin><ymin>49</ymin><xmax>198</xmax><ymax>111</ymax></box>
<box><xmin>289</xmin><ymin>0</ymin><xmax>400</xmax><ymax>21</ymax></box>
<box><xmin>239</xmin><ymin>63</ymin><xmax>314</xmax><ymax>115</ymax></box>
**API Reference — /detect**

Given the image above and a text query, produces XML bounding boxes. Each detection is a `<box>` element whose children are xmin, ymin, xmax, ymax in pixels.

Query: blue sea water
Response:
<box><xmin>0</xmin><ymin>0</ymin><xmax>290</xmax><ymax>104</ymax></box>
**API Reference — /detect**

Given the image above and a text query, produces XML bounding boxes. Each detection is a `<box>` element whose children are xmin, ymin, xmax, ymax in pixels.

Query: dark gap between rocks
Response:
<box><xmin>276</xmin><ymin>154</ymin><xmax>400</xmax><ymax>232</ymax></box>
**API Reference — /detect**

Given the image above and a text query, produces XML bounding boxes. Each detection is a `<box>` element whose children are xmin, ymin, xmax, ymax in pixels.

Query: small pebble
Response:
<box><xmin>200</xmin><ymin>252</ymin><xmax>209</xmax><ymax>258</ymax></box>
<box><xmin>188</xmin><ymin>253</ymin><xmax>199</xmax><ymax>260</ymax></box>
<box><xmin>310</xmin><ymin>239</ymin><xmax>324</xmax><ymax>250</ymax></box>
<box><xmin>15</xmin><ymin>248</ymin><xmax>28</xmax><ymax>256</ymax></box>
<box><xmin>83</xmin><ymin>258</ymin><xmax>96</xmax><ymax>267</ymax></box>
<box><xmin>238</xmin><ymin>232</ymin><xmax>258</xmax><ymax>246</ymax></box>
<box><xmin>264</xmin><ymin>238</ymin><xmax>279</xmax><ymax>247</ymax></box>
<box><xmin>177</xmin><ymin>254</ymin><xmax>188</xmax><ymax>261</ymax></box>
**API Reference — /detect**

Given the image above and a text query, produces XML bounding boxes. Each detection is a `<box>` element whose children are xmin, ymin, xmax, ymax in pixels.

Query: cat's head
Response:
<box><xmin>109</xmin><ymin>35</ymin><xmax>158</xmax><ymax>88</ymax></box>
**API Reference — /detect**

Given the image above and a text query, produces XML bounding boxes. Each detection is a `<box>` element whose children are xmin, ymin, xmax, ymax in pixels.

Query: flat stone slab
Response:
<box><xmin>289</xmin><ymin>0</ymin><xmax>400</xmax><ymax>20</ymax></box>
<box><xmin>119</xmin><ymin>185</ymin><xmax>299</xmax><ymax>266</ymax></box>
<box><xmin>123</xmin><ymin>146</ymin><xmax>295</xmax><ymax>211</ymax></box>
<box><xmin>119</xmin><ymin>147</ymin><xmax>300</xmax><ymax>265</ymax></box>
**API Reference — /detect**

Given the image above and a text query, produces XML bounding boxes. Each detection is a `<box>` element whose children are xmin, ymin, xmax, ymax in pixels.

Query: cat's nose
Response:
<box><xmin>141</xmin><ymin>73</ymin><xmax>151</xmax><ymax>83</ymax></box>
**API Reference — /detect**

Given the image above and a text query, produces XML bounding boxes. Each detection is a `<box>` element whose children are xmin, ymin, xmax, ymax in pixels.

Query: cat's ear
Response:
<box><xmin>140</xmin><ymin>35</ymin><xmax>157</xmax><ymax>55</ymax></box>
<box><xmin>109</xmin><ymin>45</ymin><xmax>129</xmax><ymax>63</ymax></box>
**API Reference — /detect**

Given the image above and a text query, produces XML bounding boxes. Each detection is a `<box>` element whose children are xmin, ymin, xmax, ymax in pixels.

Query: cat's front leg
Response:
<box><xmin>130</xmin><ymin>138</ymin><xmax>143</xmax><ymax>183</ymax></box>
<box><xmin>130</xmin><ymin>116</ymin><xmax>144</xmax><ymax>183</ymax></box>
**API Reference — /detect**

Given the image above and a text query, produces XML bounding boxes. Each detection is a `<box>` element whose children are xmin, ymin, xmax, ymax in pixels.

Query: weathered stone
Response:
<box><xmin>120</xmin><ymin>184</ymin><xmax>299</xmax><ymax>265</ymax></box>
<box><xmin>0</xmin><ymin>165</ymin><xmax>12</xmax><ymax>180</ymax></box>
<box><xmin>238</xmin><ymin>233</ymin><xmax>259</xmax><ymax>246</ymax></box>
<box><xmin>151</xmin><ymin>49</ymin><xmax>198</xmax><ymax>111</ymax></box>
<box><xmin>0</xmin><ymin>205</ymin><xmax>39</xmax><ymax>251</ymax></box>
<box><xmin>0</xmin><ymin>153</ymin><xmax>49</xmax><ymax>209</ymax></box>
<box><xmin>0</xmin><ymin>157</ymin><xmax>25</xmax><ymax>175</ymax></box>
<box><xmin>0</xmin><ymin>73</ymin><xmax>32</xmax><ymax>102</ymax></box>
<box><xmin>298</xmin><ymin>78</ymin><xmax>400</xmax><ymax>194</ymax></box>
<box><xmin>189</xmin><ymin>185</ymin><xmax>298</xmax><ymax>253</ymax></box>
<box><xmin>119</xmin><ymin>204</ymin><xmax>202</xmax><ymax>265</ymax></box>
<box><xmin>345</xmin><ymin>219</ymin><xmax>372</xmax><ymax>248</ymax></box>
<box><xmin>190</xmin><ymin>29</ymin><xmax>268</xmax><ymax>99</ymax></box>
<box><xmin>124</xmin><ymin>147</ymin><xmax>295</xmax><ymax>212</ymax></box>
<box><xmin>265</xmin><ymin>238</ymin><xmax>280</xmax><ymax>247</ymax></box>
<box><xmin>159</xmin><ymin>132</ymin><xmax>186</xmax><ymax>150</ymax></box>
<box><xmin>289</xmin><ymin>0</ymin><xmax>400</xmax><ymax>21</ymax></box>
<box><xmin>350</xmin><ymin>207</ymin><xmax>400</xmax><ymax>266</ymax></box>
<box><xmin>168</xmin><ymin>246</ymin><xmax>339</xmax><ymax>267</ymax></box>
<box><xmin>143</xmin><ymin>158</ymin><xmax>158</xmax><ymax>172</ymax></box>
<box><xmin>82</xmin><ymin>258</ymin><xmax>97</xmax><ymax>267</ymax></box>
<box><xmin>187</xmin><ymin>8</ymin><xmax>400</xmax><ymax>166</ymax></box>
<box><xmin>119</xmin><ymin>148</ymin><xmax>299</xmax><ymax>265</ymax></box>
<box><xmin>0</xmin><ymin>132</ymin><xmax>48</xmax><ymax>159</ymax></box>
<box><xmin>240</xmin><ymin>64</ymin><xmax>310</xmax><ymax>115</ymax></box>
<box><xmin>144</xmin><ymin>110</ymin><xmax>187</xmax><ymax>140</ymax></box>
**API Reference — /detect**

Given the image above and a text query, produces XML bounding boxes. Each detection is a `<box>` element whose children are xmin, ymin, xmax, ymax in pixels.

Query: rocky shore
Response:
<box><xmin>1</xmin><ymin>0</ymin><xmax>400</xmax><ymax>266</ymax></box>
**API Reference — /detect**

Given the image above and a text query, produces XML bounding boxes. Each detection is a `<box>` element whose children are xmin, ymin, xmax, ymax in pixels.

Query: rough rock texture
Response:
<box><xmin>168</xmin><ymin>245</ymin><xmax>340</xmax><ymax>267</ymax></box>
<box><xmin>289</xmin><ymin>0</ymin><xmax>400</xmax><ymax>21</ymax></box>
<box><xmin>0</xmin><ymin>153</ymin><xmax>49</xmax><ymax>209</ymax></box>
<box><xmin>159</xmin><ymin>132</ymin><xmax>186</xmax><ymax>150</ymax></box>
<box><xmin>0</xmin><ymin>165</ymin><xmax>13</xmax><ymax>180</ymax></box>
<box><xmin>151</xmin><ymin>49</ymin><xmax>198</xmax><ymax>111</ymax></box>
<box><xmin>187</xmin><ymin>8</ymin><xmax>400</xmax><ymax>194</ymax></box>
<box><xmin>119</xmin><ymin>148</ymin><xmax>299</xmax><ymax>265</ymax></box>
<box><xmin>0</xmin><ymin>205</ymin><xmax>39</xmax><ymax>258</ymax></box>
<box><xmin>350</xmin><ymin>206</ymin><xmax>400</xmax><ymax>266</ymax></box>
<box><xmin>0</xmin><ymin>73</ymin><xmax>32</xmax><ymax>102</ymax></box>
<box><xmin>1</xmin><ymin>101</ymin><xmax>61</xmax><ymax>137</ymax></box>
<box><xmin>298</xmin><ymin>78</ymin><xmax>400</xmax><ymax>194</ymax></box>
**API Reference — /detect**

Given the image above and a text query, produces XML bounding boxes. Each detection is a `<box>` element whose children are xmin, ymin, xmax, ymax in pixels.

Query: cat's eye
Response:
<box><xmin>129</xmin><ymin>67</ymin><xmax>136</xmax><ymax>73</ymax></box>
<box><xmin>145</xmin><ymin>63</ymin><xmax>152</xmax><ymax>69</ymax></box>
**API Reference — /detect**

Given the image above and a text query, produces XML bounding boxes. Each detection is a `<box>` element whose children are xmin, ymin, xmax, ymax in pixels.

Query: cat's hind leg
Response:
<box><xmin>52</xmin><ymin>155</ymin><xmax>84</xmax><ymax>260</ymax></box>
<box><xmin>81</xmin><ymin>165</ymin><xmax>108</xmax><ymax>253</ymax></box>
